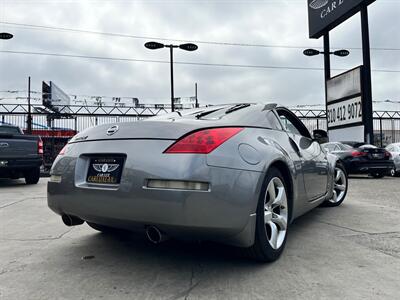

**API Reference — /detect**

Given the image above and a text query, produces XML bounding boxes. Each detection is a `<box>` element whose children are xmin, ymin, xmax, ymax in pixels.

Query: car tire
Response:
<box><xmin>242</xmin><ymin>167</ymin><xmax>290</xmax><ymax>262</ymax></box>
<box><xmin>390</xmin><ymin>169</ymin><xmax>400</xmax><ymax>177</ymax></box>
<box><xmin>24</xmin><ymin>167</ymin><xmax>40</xmax><ymax>185</ymax></box>
<box><xmin>322</xmin><ymin>162</ymin><xmax>348</xmax><ymax>207</ymax></box>
<box><xmin>371</xmin><ymin>172</ymin><xmax>385</xmax><ymax>178</ymax></box>
<box><xmin>87</xmin><ymin>222</ymin><xmax>119</xmax><ymax>233</ymax></box>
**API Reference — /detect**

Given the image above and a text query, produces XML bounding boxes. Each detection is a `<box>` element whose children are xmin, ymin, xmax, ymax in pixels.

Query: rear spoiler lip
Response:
<box><xmin>68</xmin><ymin>137</ymin><xmax>176</xmax><ymax>145</ymax></box>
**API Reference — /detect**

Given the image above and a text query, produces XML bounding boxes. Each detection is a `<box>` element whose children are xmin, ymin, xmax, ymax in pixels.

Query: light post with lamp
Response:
<box><xmin>145</xmin><ymin>41</ymin><xmax>198</xmax><ymax>112</ymax></box>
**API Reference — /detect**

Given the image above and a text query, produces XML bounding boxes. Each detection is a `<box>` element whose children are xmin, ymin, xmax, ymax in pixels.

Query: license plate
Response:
<box><xmin>372</xmin><ymin>153</ymin><xmax>384</xmax><ymax>159</ymax></box>
<box><xmin>86</xmin><ymin>157</ymin><xmax>124</xmax><ymax>184</ymax></box>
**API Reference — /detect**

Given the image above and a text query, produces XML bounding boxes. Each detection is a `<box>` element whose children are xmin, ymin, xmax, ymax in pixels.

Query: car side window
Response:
<box><xmin>276</xmin><ymin>109</ymin><xmax>311</xmax><ymax>138</ymax></box>
<box><xmin>279</xmin><ymin>115</ymin><xmax>301</xmax><ymax>135</ymax></box>
<box><xmin>334</xmin><ymin>144</ymin><xmax>341</xmax><ymax>151</ymax></box>
<box><xmin>266</xmin><ymin>111</ymin><xmax>284</xmax><ymax>130</ymax></box>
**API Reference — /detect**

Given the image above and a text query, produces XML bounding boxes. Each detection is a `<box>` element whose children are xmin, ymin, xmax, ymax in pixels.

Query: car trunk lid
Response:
<box><xmin>70</xmin><ymin>119</ymin><xmax>220</xmax><ymax>143</ymax></box>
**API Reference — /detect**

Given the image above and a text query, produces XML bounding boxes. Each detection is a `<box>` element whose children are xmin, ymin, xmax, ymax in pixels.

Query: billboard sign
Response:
<box><xmin>326</xmin><ymin>66</ymin><xmax>365</xmax><ymax>142</ymax></box>
<box><xmin>308</xmin><ymin>0</ymin><xmax>375</xmax><ymax>39</ymax></box>
<box><xmin>42</xmin><ymin>81</ymin><xmax>71</xmax><ymax>113</ymax></box>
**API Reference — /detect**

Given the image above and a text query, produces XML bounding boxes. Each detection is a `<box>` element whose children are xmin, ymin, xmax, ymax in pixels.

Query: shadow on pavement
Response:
<box><xmin>0</xmin><ymin>178</ymin><xmax>28</xmax><ymax>187</ymax></box>
<box><xmin>49</xmin><ymin>208</ymin><xmax>321</xmax><ymax>272</ymax></box>
<box><xmin>348</xmin><ymin>175</ymin><xmax>395</xmax><ymax>180</ymax></box>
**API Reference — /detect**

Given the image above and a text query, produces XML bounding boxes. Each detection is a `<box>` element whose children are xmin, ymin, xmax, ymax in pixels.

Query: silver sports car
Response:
<box><xmin>48</xmin><ymin>103</ymin><xmax>348</xmax><ymax>262</ymax></box>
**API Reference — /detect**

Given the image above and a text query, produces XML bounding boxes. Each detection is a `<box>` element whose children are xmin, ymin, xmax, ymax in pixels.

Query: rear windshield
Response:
<box><xmin>0</xmin><ymin>126</ymin><xmax>21</xmax><ymax>135</ymax></box>
<box><xmin>340</xmin><ymin>144</ymin><xmax>353</xmax><ymax>150</ymax></box>
<box><xmin>359</xmin><ymin>144</ymin><xmax>377</xmax><ymax>149</ymax></box>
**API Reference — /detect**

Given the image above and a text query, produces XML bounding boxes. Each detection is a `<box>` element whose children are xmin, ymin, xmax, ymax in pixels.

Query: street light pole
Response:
<box><xmin>361</xmin><ymin>4</ymin><xmax>374</xmax><ymax>144</ymax></box>
<box><xmin>303</xmin><ymin>45</ymin><xmax>350</xmax><ymax>105</ymax></box>
<box><xmin>166</xmin><ymin>45</ymin><xmax>178</xmax><ymax>112</ymax></box>
<box><xmin>323</xmin><ymin>33</ymin><xmax>331</xmax><ymax>110</ymax></box>
<box><xmin>145</xmin><ymin>41</ymin><xmax>198</xmax><ymax>113</ymax></box>
<box><xmin>27</xmin><ymin>76</ymin><xmax>32</xmax><ymax>134</ymax></box>
<box><xmin>195</xmin><ymin>82</ymin><xmax>198</xmax><ymax>108</ymax></box>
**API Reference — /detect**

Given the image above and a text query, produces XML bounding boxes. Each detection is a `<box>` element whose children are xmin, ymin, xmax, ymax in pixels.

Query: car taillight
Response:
<box><xmin>164</xmin><ymin>127</ymin><xmax>244</xmax><ymax>154</ymax></box>
<box><xmin>385</xmin><ymin>151</ymin><xmax>392</xmax><ymax>158</ymax></box>
<box><xmin>38</xmin><ymin>138</ymin><xmax>43</xmax><ymax>154</ymax></box>
<box><xmin>351</xmin><ymin>151</ymin><xmax>367</xmax><ymax>157</ymax></box>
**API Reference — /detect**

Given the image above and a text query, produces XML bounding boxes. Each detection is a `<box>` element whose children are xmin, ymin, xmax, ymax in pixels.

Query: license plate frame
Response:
<box><xmin>372</xmin><ymin>153</ymin><xmax>384</xmax><ymax>159</ymax></box>
<box><xmin>86</xmin><ymin>156</ymin><xmax>124</xmax><ymax>185</ymax></box>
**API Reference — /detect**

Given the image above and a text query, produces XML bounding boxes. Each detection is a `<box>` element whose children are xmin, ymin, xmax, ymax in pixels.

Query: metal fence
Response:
<box><xmin>1</xmin><ymin>103</ymin><xmax>400</xmax><ymax>146</ymax></box>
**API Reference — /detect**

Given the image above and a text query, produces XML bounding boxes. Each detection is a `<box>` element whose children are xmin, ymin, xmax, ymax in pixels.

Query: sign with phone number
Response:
<box><xmin>327</xmin><ymin>97</ymin><xmax>363</xmax><ymax>129</ymax></box>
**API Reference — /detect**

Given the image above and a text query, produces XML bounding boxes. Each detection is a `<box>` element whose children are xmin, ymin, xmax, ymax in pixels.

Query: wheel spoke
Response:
<box><xmin>335</xmin><ymin>169</ymin><xmax>342</xmax><ymax>182</ymax></box>
<box><xmin>264</xmin><ymin>210</ymin><xmax>272</xmax><ymax>223</ymax></box>
<box><xmin>268</xmin><ymin>221</ymin><xmax>279</xmax><ymax>249</ymax></box>
<box><xmin>331</xmin><ymin>190</ymin><xmax>337</xmax><ymax>203</ymax></box>
<box><xmin>272</xmin><ymin>213</ymin><xmax>287</xmax><ymax>230</ymax></box>
<box><xmin>266</xmin><ymin>180</ymin><xmax>276</xmax><ymax>205</ymax></box>
<box><xmin>272</xmin><ymin>187</ymin><xmax>286</xmax><ymax>207</ymax></box>
<box><xmin>335</xmin><ymin>184</ymin><xmax>346</xmax><ymax>191</ymax></box>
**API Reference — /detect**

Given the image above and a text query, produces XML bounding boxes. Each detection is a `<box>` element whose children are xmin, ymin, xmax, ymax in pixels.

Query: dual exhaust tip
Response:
<box><xmin>145</xmin><ymin>226</ymin><xmax>168</xmax><ymax>244</ymax></box>
<box><xmin>61</xmin><ymin>215</ymin><xmax>167</xmax><ymax>244</ymax></box>
<box><xmin>62</xmin><ymin>214</ymin><xmax>84</xmax><ymax>226</ymax></box>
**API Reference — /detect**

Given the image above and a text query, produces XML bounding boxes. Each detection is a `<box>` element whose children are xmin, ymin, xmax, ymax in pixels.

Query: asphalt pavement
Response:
<box><xmin>1</xmin><ymin>176</ymin><xmax>399</xmax><ymax>300</ymax></box>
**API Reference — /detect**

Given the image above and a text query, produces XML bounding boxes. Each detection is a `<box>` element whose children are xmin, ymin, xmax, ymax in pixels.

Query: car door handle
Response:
<box><xmin>289</xmin><ymin>137</ymin><xmax>302</xmax><ymax>157</ymax></box>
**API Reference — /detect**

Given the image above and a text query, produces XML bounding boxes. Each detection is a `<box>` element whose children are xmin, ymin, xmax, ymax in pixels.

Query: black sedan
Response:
<box><xmin>322</xmin><ymin>142</ymin><xmax>394</xmax><ymax>178</ymax></box>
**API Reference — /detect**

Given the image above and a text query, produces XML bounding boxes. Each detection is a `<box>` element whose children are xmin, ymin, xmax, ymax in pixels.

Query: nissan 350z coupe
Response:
<box><xmin>48</xmin><ymin>103</ymin><xmax>348</xmax><ymax>262</ymax></box>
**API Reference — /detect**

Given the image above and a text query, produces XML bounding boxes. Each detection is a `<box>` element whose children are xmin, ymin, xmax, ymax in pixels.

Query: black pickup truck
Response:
<box><xmin>0</xmin><ymin>125</ymin><xmax>43</xmax><ymax>184</ymax></box>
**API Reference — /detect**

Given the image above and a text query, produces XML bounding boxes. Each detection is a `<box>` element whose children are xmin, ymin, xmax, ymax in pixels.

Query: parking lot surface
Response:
<box><xmin>1</xmin><ymin>176</ymin><xmax>399</xmax><ymax>300</ymax></box>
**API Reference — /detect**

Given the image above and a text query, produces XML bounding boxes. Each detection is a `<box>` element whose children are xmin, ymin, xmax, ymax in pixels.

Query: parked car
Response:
<box><xmin>385</xmin><ymin>143</ymin><xmax>400</xmax><ymax>176</ymax></box>
<box><xmin>322</xmin><ymin>141</ymin><xmax>394</xmax><ymax>178</ymax></box>
<box><xmin>0</xmin><ymin>124</ymin><xmax>43</xmax><ymax>184</ymax></box>
<box><xmin>48</xmin><ymin>103</ymin><xmax>348</xmax><ymax>262</ymax></box>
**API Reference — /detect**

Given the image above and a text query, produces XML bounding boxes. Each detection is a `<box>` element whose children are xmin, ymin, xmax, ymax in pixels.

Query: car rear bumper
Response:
<box><xmin>346</xmin><ymin>161</ymin><xmax>394</xmax><ymax>174</ymax></box>
<box><xmin>0</xmin><ymin>157</ymin><xmax>42</xmax><ymax>177</ymax></box>
<box><xmin>47</xmin><ymin>140</ymin><xmax>263</xmax><ymax>247</ymax></box>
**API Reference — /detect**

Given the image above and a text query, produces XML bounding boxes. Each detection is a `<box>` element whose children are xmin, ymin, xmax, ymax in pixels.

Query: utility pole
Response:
<box><xmin>195</xmin><ymin>82</ymin><xmax>198</xmax><ymax>108</ymax></box>
<box><xmin>323</xmin><ymin>33</ymin><xmax>331</xmax><ymax>106</ymax></box>
<box><xmin>361</xmin><ymin>5</ymin><xmax>374</xmax><ymax>144</ymax></box>
<box><xmin>27</xmin><ymin>76</ymin><xmax>32</xmax><ymax>134</ymax></box>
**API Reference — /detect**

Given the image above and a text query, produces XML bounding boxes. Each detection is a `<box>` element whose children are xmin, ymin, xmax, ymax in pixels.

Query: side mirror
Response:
<box><xmin>313</xmin><ymin>129</ymin><xmax>329</xmax><ymax>144</ymax></box>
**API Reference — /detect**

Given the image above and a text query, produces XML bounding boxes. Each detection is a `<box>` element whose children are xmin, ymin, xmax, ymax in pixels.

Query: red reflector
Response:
<box><xmin>58</xmin><ymin>144</ymin><xmax>68</xmax><ymax>156</ymax></box>
<box><xmin>38</xmin><ymin>139</ymin><xmax>43</xmax><ymax>154</ymax></box>
<box><xmin>165</xmin><ymin>127</ymin><xmax>244</xmax><ymax>154</ymax></box>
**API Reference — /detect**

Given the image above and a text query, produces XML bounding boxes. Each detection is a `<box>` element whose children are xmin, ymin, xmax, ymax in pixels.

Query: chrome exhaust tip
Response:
<box><xmin>146</xmin><ymin>226</ymin><xmax>168</xmax><ymax>244</ymax></box>
<box><xmin>62</xmin><ymin>214</ymin><xmax>84</xmax><ymax>226</ymax></box>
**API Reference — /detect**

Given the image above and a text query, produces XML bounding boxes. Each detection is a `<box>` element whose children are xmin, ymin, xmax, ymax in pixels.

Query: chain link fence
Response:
<box><xmin>1</xmin><ymin>106</ymin><xmax>400</xmax><ymax>170</ymax></box>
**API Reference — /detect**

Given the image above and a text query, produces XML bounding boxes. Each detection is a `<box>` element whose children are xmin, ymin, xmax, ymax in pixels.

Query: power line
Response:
<box><xmin>1</xmin><ymin>21</ymin><xmax>399</xmax><ymax>52</ymax></box>
<box><xmin>1</xmin><ymin>50</ymin><xmax>399</xmax><ymax>73</ymax></box>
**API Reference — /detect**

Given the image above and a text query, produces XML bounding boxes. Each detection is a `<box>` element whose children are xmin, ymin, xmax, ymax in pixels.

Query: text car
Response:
<box><xmin>48</xmin><ymin>104</ymin><xmax>348</xmax><ymax>262</ymax></box>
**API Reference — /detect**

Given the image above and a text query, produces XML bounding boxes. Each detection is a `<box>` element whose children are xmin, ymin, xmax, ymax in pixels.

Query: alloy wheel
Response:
<box><xmin>331</xmin><ymin>167</ymin><xmax>347</xmax><ymax>204</ymax></box>
<box><xmin>264</xmin><ymin>177</ymin><xmax>288</xmax><ymax>250</ymax></box>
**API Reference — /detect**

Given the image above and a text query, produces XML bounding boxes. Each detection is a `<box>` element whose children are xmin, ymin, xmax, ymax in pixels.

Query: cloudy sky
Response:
<box><xmin>0</xmin><ymin>0</ymin><xmax>399</xmax><ymax>110</ymax></box>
